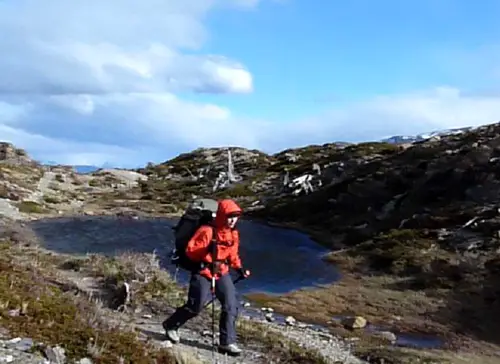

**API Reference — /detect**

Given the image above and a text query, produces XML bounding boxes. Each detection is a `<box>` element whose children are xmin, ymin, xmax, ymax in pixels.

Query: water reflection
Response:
<box><xmin>29</xmin><ymin>216</ymin><xmax>340</xmax><ymax>294</ymax></box>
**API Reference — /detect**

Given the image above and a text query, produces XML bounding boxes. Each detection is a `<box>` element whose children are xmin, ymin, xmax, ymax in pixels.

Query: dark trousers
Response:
<box><xmin>163</xmin><ymin>273</ymin><xmax>239</xmax><ymax>346</ymax></box>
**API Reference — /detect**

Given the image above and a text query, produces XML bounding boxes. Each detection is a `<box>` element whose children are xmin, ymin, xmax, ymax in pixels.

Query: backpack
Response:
<box><xmin>171</xmin><ymin>198</ymin><xmax>219</xmax><ymax>271</ymax></box>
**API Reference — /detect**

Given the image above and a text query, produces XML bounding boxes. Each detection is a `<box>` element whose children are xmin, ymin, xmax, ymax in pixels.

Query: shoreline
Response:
<box><xmin>244</xmin><ymin>217</ymin><xmax>500</xmax><ymax>362</ymax></box>
<box><xmin>10</xmin><ymin>210</ymin><xmax>500</xmax><ymax>362</ymax></box>
<box><xmin>0</xmin><ymin>216</ymin><xmax>361</xmax><ymax>363</ymax></box>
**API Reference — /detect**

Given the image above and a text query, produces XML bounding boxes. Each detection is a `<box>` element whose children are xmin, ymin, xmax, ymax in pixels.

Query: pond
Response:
<box><xmin>28</xmin><ymin>215</ymin><xmax>340</xmax><ymax>294</ymax></box>
<box><xmin>28</xmin><ymin>215</ymin><xmax>444</xmax><ymax>349</ymax></box>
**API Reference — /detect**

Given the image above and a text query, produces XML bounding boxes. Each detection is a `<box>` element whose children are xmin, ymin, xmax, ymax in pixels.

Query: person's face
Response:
<box><xmin>226</xmin><ymin>216</ymin><xmax>239</xmax><ymax>229</ymax></box>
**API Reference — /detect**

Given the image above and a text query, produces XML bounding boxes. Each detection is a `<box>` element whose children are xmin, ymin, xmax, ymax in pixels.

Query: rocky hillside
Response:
<box><xmin>135</xmin><ymin>142</ymin><xmax>402</xmax><ymax>211</ymax></box>
<box><xmin>134</xmin><ymin>121</ymin><xmax>500</xmax><ymax>257</ymax></box>
<box><xmin>5</xmin><ymin>122</ymin><xmax>500</xmax><ymax>255</ymax></box>
<box><xmin>261</xmin><ymin>122</ymin><xmax>500</xmax><ymax>248</ymax></box>
<box><xmin>132</xmin><ymin>122</ymin><xmax>500</xmax><ymax>361</ymax></box>
<box><xmin>0</xmin><ymin>143</ymin><xmax>156</xmax><ymax>219</ymax></box>
<box><xmin>3</xmin><ymin>122</ymin><xmax>500</xmax><ymax>362</ymax></box>
<box><xmin>249</xmin><ymin>121</ymin><xmax>500</xmax><ymax>362</ymax></box>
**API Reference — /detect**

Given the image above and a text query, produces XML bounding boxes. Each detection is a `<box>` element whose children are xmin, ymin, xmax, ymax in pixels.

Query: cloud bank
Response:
<box><xmin>0</xmin><ymin>0</ymin><xmax>499</xmax><ymax>167</ymax></box>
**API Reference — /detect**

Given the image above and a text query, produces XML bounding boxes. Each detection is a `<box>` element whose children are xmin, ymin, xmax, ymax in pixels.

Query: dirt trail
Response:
<box><xmin>60</xmin><ymin>270</ymin><xmax>266</xmax><ymax>363</ymax></box>
<box><xmin>25</xmin><ymin>171</ymin><xmax>55</xmax><ymax>203</ymax></box>
<box><xmin>134</xmin><ymin>318</ymin><xmax>265</xmax><ymax>364</ymax></box>
<box><xmin>59</xmin><ymin>269</ymin><xmax>362</xmax><ymax>364</ymax></box>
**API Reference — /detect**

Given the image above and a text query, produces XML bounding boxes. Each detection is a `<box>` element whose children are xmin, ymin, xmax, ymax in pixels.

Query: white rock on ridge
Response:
<box><xmin>0</xmin><ymin>199</ymin><xmax>22</xmax><ymax>220</ymax></box>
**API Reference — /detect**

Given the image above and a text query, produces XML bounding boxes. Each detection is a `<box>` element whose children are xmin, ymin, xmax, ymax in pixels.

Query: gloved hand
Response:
<box><xmin>237</xmin><ymin>268</ymin><xmax>251</xmax><ymax>280</ymax></box>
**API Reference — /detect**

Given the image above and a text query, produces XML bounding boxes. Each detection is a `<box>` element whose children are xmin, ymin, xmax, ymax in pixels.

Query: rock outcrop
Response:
<box><xmin>0</xmin><ymin>142</ymin><xmax>36</xmax><ymax>165</ymax></box>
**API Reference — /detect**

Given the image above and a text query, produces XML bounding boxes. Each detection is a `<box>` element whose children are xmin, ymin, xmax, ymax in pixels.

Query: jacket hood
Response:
<box><xmin>214</xmin><ymin>199</ymin><xmax>242</xmax><ymax>228</ymax></box>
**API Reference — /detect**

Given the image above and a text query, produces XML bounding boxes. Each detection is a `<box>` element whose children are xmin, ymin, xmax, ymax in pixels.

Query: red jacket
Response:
<box><xmin>185</xmin><ymin>199</ymin><xmax>243</xmax><ymax>279</ymax></box>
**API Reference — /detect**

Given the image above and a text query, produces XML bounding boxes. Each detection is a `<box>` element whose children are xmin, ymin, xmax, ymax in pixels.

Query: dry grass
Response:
<box><xmin>170</xmin><ymin>350</ymin><xmax>204</xmax><ymax>364</ymax></box>
<box><xmin>246</xmin><ymin>272</ymin><xmax>500</xmax><ymax>363</ymax></box>
<box><xmin>354</xmin><ymin>345</ymin><xmax>500</xmax><ymax>364</ymax></box>
<box><xmin>17</xmin><ymin>200</ymin><xmax>47</xmax><ymax>213</ymax></box>
<box><xmin>0</xmin><ymin>223</ymin><xmax>177</xmax><ymax>363</ymax></box>
<box><xmin>0</xmin><ymin>220</ymin><xmax>333</xmax><ymax>363</ymax></box>
<box><xmin>237</xmin><ymin>319</ymin><xmax>329</xmax><ymax>364</ymax></box>
<box><xmin>247</xmin><ymin>274</ymin><xmax>447</xmax><ymax>335</ymax></box>
<box><xmin>0</xmin><ymin>164</ymin><xmax>44</xmax><ymax>189</ymax></box>
<box><xmin>60</xmin><ymin>250</ymin><xmax>185</xmax><ymax>310</ymax></box>
<box><xmin>0</xmin><ymin>221</ymin><xmax>41</xmax><ymax>246</ymax></box>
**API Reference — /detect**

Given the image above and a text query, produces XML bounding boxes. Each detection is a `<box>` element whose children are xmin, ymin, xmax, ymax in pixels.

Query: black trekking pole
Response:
<box><xmin>211</xmin><ymin>274</ymin><xmax>216</xmax><ymax>362</ymax></box>
<box><xmin>210</xmin><ymin>243</ymin><xmax>217</xmax><ymax>362</ymax></box>
<box><xmin>206</xmin><ymin>270</ymin><xmax>249</xmax><ymax>362</ymax></box>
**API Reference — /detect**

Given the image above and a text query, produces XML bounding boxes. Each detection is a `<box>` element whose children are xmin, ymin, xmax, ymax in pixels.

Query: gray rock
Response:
<box><xmin>75</xmin><ymin>359</ymin><xmax>93</xmax><ymax>364</ymax></box>
<box><xmin>44</xmin><ymin>346</ymin><xmax>66</xmax><ymax>364</ymax></box>
<box><xmin>373</xmin><ymin>331</ymin><xmax>397</xmax><ymax>343</ymax></box>
<box><xmin>6</xmin><ymin>338</ymin><xmax>34</xmax><ymax>352</ymax></box>
<box><xmin>285</xmin><ymin>316</ymin><xmax>296</xmax><ymax>326</ymax></box>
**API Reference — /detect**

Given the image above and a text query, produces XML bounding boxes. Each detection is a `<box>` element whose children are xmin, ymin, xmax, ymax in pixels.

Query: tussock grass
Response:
<box><xmin>0</xmin><ymin>225</ymin><xmax>177</xmax><ymax>363</ymax></box>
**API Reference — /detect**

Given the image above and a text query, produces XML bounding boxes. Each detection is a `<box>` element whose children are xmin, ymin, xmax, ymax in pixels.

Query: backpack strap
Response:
<box><xmin>205</xmin><ymin>226</ymin><xmax>230</xmax><ymax>269</ymax></box>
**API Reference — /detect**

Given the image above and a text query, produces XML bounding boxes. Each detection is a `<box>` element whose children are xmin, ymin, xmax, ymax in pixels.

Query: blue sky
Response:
<box><xmin>200</xmin><ymin>0</ymin><xmax>500</xmax><ymax>119</ymax></box>
<box><xmin>0</xmin><ymin>0</ymin><xmax>499</xmax><ymax>167</ymax></box>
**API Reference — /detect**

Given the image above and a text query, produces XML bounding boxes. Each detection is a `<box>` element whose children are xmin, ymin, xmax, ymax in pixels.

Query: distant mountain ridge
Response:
<box><xmin>381</xmin><ymin>126</ymin><xmax>473</xmax><ymax>144</ymax></box>
<box><xmin>72</xmin><ymin>165</ymin><xmax>101</xmax><ymax>174</ymax></box>
<box><xmin>43</xmin><ymin>161</ymin><xmax>102</xmax><ymax>174</ymax></box>
<box><xmin>41</xmin><ymin>125</ymin><xmax>483</xmax><ymax>170</ymax></box>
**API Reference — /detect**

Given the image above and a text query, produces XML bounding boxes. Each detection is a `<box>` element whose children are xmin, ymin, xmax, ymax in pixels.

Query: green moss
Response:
<box><xmin>346</xmin><ymin>142</ymin><xmax>400</xmax><ymax>157</ymax></box>
<box><xmin>71</xmin><ymin>178</ymin><xmax>84</xmax><ymax>186</ymax></box>
<box><xmin>59</xmin><ymin>258</ymin><xmax>86</xmax><ymax>271</ymax></box>
<box><xmin>134</xmin><ymin>275</ymin><xmax>184</xmax><ymax>307</ymax></box>
<box><xmin>0</xmin><ymin>185</ymin><xmax>9</xmax><ymax>198</ymax></box>
<box><xmin>296</xmin><ymin>145</ymin><xmax>325</xmax><ymax>158</ymax></box>
<box><xmin>103</xmin><ymin>175</ymin><xmax>122</xmax><ymax>186</ymax></box>
<box><xmin>88</xmin><ymin>179</ymin><xmax>101</xmax><ymax>187</ymax></box>
<box><xmin>43</xmin><ymin>195</ymin><xmax>60</xmax><ymax>204</ymax></box>
<box><xmin>14</xmin><ymin>148</ymin><xmax>27</xmax><ymax>156</ymax></box>
<box><xmin>17</xmin><ymin>201</ymin><xmax>46</xmax><ymax>213</ymax></box>
<box><xmin>139</xmin><ymin>179</ymin><xmax>203</xmax><ymax>205</ymax></box>
<box><xmin>215</xmin><ymin>182</ymin><xmax>256</xmax><ymax>198</ymax></box>
<box><xmin>354</xmin><ymin>345</ymin><xmax>451</xmax><ymax>364</ymax></box>
<box><xmin>355</xmin><ymin>229</ymin><xmax>435</xmax><ymax>275</ymax></box>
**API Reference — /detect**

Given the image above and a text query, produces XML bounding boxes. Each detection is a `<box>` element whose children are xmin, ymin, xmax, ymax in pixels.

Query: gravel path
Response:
<box><xmin>58</xmin><ymin>271</ymin><xmax>364</xmax><ymax>364</ymax></box>
<box><xmin>133</xmin><ymin>316</ymin><xmax>364</xmax><ymax>364</ymax></box>
<box><xmin>134</xmin><ymin>318</ymin><xmax>266</xmax><ymax>364</ymax></box>
<box><xmin>25</xmin><ymin>172</ymin><xmax>56</xmax><ymax>203</ymax></box>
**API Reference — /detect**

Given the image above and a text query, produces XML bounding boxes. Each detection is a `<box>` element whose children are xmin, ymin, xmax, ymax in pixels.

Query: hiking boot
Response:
<box><xmin>162</xmin><ymin>322</ymin><xmax>180</xmax><ymax>343</ymax></box>
<box><xmin>218</xmin><ymin>343</ymin><xmax>242</xmax><ymax>356</ymax></box>
<box><xmin>165</xmin><ymin>329</ymin><xmax>180</xmax><ymax>343</ymax></box>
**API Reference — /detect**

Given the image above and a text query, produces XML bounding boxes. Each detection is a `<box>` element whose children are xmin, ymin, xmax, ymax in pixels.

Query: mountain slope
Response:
<box><xmin>248</xmin><ymin>121</ymin><xmax>500</xmax><ymax>360</ymax></box>
<box><xmin>132</xmin><ymin>122</ymin><xmax>500</xmax><ymax>361</ymax></box>
<box><xmin>3</xmin><ymin>122</ymin><xmax>500</xmax><ymax>363</ymax></box>
<box><xmin>381</xmin><ymin>126</ymin><xmax>473</xmax><ymax>144</ymax></box>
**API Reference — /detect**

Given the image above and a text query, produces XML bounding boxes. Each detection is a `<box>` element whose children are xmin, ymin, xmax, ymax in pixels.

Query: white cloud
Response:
<box><xmin>3</xmin><ymin>86</ymin><xmax>500</xmax><ymax>167</ymax></box>
<box><xmin>0</xmin><ymin>0</ymin><xmax>253</xmax><ymax>96</ymax></box>
<box><xmin>0</xmin><ymin>0</ymin><xmax>498</xmax><ymax>168</ymax></box>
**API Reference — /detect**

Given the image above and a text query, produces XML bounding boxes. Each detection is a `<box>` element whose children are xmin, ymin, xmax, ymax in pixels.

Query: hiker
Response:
<box><xmin>162</xmin><ymin>199</ymin><xmax>250</xmax><ymax>355</ymax></box>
